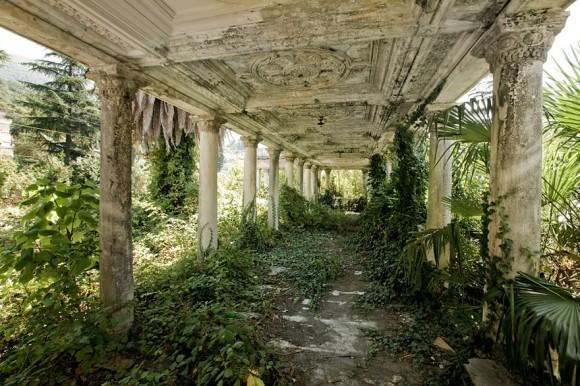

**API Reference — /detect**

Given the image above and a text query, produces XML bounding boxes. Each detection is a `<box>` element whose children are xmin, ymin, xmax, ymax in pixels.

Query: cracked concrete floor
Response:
<box><xmin>264</xmin><ymin>238</ymin><xmax>422</xmax><ymax>386</ymax></box>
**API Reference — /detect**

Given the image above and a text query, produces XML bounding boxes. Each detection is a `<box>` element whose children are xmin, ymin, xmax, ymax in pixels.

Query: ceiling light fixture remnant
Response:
<box><xmin>318</xmin><ymin>116</ymin><xmax>326</xmax><ymax>126</ymax></box>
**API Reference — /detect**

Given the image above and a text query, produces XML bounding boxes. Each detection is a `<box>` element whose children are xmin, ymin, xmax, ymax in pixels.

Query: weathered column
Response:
<box><xmin>303</xmin><ymin>162</ymin><xmax>312</xmax><ymax>199</ymax></box>
<box><xmin>324</xmin><ymin>168</ymin><xmax>332</xmax><ymax>190</ymax></box>
<box><xmin>242</xmin><ymin>136</ymin><xmax>259</xmax><ymax>219</ymax></box>
<box><xmin>311</xmin><ymin>165</ymin><xmax>319</xmax><ymax>201</ymax></box>
<box><xmin>256</xmin><ymin>168</ymin><xmax>262</xmax><ymax>190</ymax></box>
<box><xmin>198</xmin><ymin>115</ymin><xmax>222</xmax><ymax>257</ymax></box>
<box><xmin>91</xmin><ymin>64</ymin><xmax>141</xmax><ymax>334</ymax></box>
<box><xmin>268</xmin><ymin>147</ymin><xmax>281</xmax><ymax>230</ymax></box>
<box><xmin>426</xmin><ymin>130</ymin><xmax>453</xmax><ymax>269</ymax></box>
<box><xmin>284</xmin><ymin>153</ymin><xmax>295</xmax><ymax>187</ymax></box>
<box><xmin>477</xmin><ymin>9</ymin><xmax>566</xmax><ymax>278</ymax></box>
<box><xmin>296</xmin><ymin>158</ymin><xmax>305</xmax><ymax>193</ymax></box>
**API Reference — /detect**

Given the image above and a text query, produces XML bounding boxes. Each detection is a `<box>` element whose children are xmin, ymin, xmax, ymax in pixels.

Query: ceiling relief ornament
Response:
<box><xmin>251</xmin><ymin>49</ymin><xmax>351</xmax><ymax>88</ymax></box>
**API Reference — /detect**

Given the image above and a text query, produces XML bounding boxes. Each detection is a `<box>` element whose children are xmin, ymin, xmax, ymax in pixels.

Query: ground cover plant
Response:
<box><xmin>258</xmin><ymin>229</ymin><xmax>342</xmax><ymax>307</ymax></box>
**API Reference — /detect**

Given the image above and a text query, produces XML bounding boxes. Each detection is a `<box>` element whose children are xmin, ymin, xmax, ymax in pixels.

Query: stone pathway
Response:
<box><xmin>264</xmin><ymin>236</ymin><xmax>421</xmax><ymax>386</ymax></box>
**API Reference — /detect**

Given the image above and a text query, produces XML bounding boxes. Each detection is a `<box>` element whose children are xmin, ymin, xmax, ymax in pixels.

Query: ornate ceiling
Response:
<box><xmin>0</xmin><ymin>0</ymin><xmax>573</xmax><ymax>168</ymax></box>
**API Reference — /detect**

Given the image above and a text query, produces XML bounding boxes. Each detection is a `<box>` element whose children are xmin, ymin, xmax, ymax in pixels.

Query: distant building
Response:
<box><xmin>0</xmin><ymin>111</ymin><xmax>13</xmax><ymax>157</ymax></box>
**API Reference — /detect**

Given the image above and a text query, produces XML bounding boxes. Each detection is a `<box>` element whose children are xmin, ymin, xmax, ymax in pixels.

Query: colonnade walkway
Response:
<box><xmin>259</xmin><ymin>229</ymin><xmax>421</xmax><ymax>386</ymax></box>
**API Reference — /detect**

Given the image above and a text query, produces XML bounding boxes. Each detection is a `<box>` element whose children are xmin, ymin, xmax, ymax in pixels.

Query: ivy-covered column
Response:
<box><xmin>242</xmin><ymin>136</ymin><xmax>259</xmax><ymax>219</ymax></box>
<box><xmin>90</xmin><ymin>64</ymin><xmax>141</xmax><ymax>334</ymax></box>
<box><xmin>478</xmin><ymin>9</ymin><xmax>567</xmax><ymax>278</ymax></box>
<box><xmin>426</xmin><ymin>129</ymin><xmax>453</xmax><ymax>269</ymax></box>
<box><xmin>311</xmin><ymin>165</ymin><xmax>319</xmax><ymax>201</ymax></box>
<box><xmin>296</xmin><ymin>158</ymin><xmax>305</xmax><ymax>193</ymax></box>
<box><xmin>303</xmin><ymin>162</ymin><xmax>312</xmax><ymax>199</ymax></box>
<box><xmin>268</xmin><ymin>147</ymin><xmax>281</xmax><ymax>230</ymax></box>
<box><xmin>197</xmin><ymin>115</ymin><xmax>223</xmax><ymax>258</ymax></box>
<box><xmin>284</xmin><ymin>153</ymin><xmax>295</xmax><ymax>187</ymax></box>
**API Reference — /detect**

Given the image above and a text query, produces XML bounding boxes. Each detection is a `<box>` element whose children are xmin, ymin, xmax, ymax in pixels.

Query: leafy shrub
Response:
<box><xmin>0</xmin><ymin>178</ymin><xmax>99</xmax><ymax>309</ymax></box>
<box><xmin>356</xmin><ymin>123</ymin><xmax>428</xmax><ymax>296</ymax></box>
<box><xmin>279</xmin><ymin>185</ymin><xmax>356</xmax><ymax>231</ymax></box>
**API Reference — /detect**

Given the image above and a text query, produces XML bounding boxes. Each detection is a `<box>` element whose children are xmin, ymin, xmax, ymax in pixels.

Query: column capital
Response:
<box><xmin>474</xmin><ymin>8</ymin><xmax>568</xmax><ymax>70</ymax></box>
<box><xmin>88</xmin><ymin>63</ymin><xmax>147</xmax><ymax>100</ymax></box>
<box><xmin>268</xmin><ymin>147</ymin><xmax>282</xmax><ymax>158</ymax></box>
<box><xmin>283</xmin><ymin>152</ymin><xmax>296</xmax><ymax>162</ymax></box>
<box><xmin>242</xmin><ymin>135</ymin><xmax>261</xmax><ymax>148</ymax></box>
<box><xmin>197</xmin><ymin>114</ymin><xmax>225</xmax><ymax>133</ymax></box>
<box><xmin>296</xmin><ymin>158</ymin><xmax>305</xmax><ymax>166</ymax></box>
<box><xmin>304</xmin><ymin>162</ymin><xmax>312</xmax><ymax>169</ymax></box>
<box><xmin>311</xmin><ymin>164</ymin><xmax>319</xmax><ymax>172</ymax></box>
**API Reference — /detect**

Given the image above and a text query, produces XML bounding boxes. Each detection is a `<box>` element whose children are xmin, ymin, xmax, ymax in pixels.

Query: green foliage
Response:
<box><xmin>318</xmin><ymin>182</ymin><xmax>341</xmax><ymax>208</ymax></box>
<box><xmin>259</xmin><ymin>229</ymin><xmax>341</xmax><ymax>307</ymax></box>
<box><xmin>11</xmin><ymin>52</ymin><xmax>99</xmax><ymax>165</ymax></box>
<box><xmin>501</xmin><ymin>273</ymin><xmax>580</xmax><ymax>386</ymax></box>
<box><xmin>357</xmin><ymin>123</ymin><xmax>428</xmax><ymax>292</ymax></box>
<box><xmin>0</xmin><ymin>179</ymin><xmax>99</xmax><ymax>308</ymax></box>
<box><xmin>148</xmin><ymin>134</ymin><xmax>198</xmax><ymax>215</ymax></box>
<box><xmin>237</xmin><ymin>206</ymin><xmax>278</xmax><ymax>253</ymax></box>
<box><xmin>434</xmin><ymin>97</ymin><xmax>491</xmax><ymax>188</ymax></box>
<box><xmin>368</xmin><ymin>153</ymin><xmax>386</xmax><ymax>193</ymax></box>
<box><xmin>279</xmin><ymin>184</ymin><xmax>356</xmax><ymax>231</ymax></box>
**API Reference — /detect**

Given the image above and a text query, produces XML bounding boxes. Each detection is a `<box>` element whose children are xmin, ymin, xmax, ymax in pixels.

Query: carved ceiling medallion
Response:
<box><xmin>251</xmin><ymin>49</ymin><xmax>351</xmax><ymax>88</ymax></box>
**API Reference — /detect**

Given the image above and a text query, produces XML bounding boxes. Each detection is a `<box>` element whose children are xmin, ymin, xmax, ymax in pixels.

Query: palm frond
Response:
<box><xmin>431</xmin><ymin>97</ymin><xmax>492</xmax><ymax>187</ymax></box>
<box><xmin>502</xmin><ymin>273</ymin><xmax>580</xmax><ymax>385</ymax></box>
<box><xmin>401</xmin><ymin>222</ymin><xmax>463</xmax><ymax>292</ymax></box>
<box><xmin>544</xmin><ymin>44</ymin><xmax>580</xmax><ymax>148</ymax></box>
<box><xmin>442</xmin><ymin>196</ymin><xmax>483</xmax><ymax>218</ymax></box>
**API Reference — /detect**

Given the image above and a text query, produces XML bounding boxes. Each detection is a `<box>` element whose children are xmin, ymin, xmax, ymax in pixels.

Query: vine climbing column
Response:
<box><xmin>426</xmin><ymin>128</ymin><xmax>453</xmax><ymax>269</ymax></box>
<box><xmin>268</xmin><ymin>147</ymin><xmax>281</xmax><ymax>230</ymax></box>
<box><xmin>242</xmin><ymin>136</ymin><xmax>259</xmax><ymax>219</ymax></box>
<box><xmin>90</xmin><ymin>64</ymin><xmax>142</xmax><ymax>334</ymax></box>
<box><xmin>198</xmin><ymin>114</ymin><xmax>223</xmax><ymax>258</ymax></box>
<box><xmin>284</xmin><ymin>153</ymin><xmax>296</xmax><ymax>187</ymax></box>
<box><xmin>477</xmin><ymin>9</ymin><xmax>567</xmax><ymax>277</ymax></box>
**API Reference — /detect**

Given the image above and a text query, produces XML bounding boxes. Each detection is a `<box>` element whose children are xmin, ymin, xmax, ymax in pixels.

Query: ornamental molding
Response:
<box><xmin>44</xmin><ymin>0</ymin><xmax>173</xmax><ymax>56</ymax></box>
<box><xmin>250</xmin><ymin>48</ymin><xmax>352</xmax><ymax>88</ymax></box>
<box><xmin>473</xmin><ymin>8</ymin><xmax>568</xmax><ymax>69</ymax></box>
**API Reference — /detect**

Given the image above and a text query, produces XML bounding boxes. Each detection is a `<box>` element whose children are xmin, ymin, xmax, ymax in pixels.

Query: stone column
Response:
<box><xmin>324</xmin><ymin>168</ymin><xmax>332</xmax><ymax>190</ymax></box>
<box><xmin>256</xmin><ymin>168</ymin><xmax>261</xmax><ymax>191</ymax></box>
<box><xmin>268</xmin><ymin>147</ymin><xmax>281</xmax><ymax>230</ymax></box>
<box><xmin>242</xmin><ymin>136</ymin><xmax>259</xmax><ymax>220</ymax></box>
<box><xmin>198</xmin><ymin>115</ymin><xmax>222</xmax><ymax>258</ymax></box>
<box><xmin>477</xmin><ymin>9</ymin><xmax>566</xmax><ymax>278</ymax></box>
<box><xmin>90</xmin><ymin>64</ymin><xmax>141</xmax><ymax>334</ymax></box>
<box><xmin>303</xmin><ymin>162</ymin><xmax>312</xmax><ymax>199</ymax></box>
<box><xmin>296</xmin><ymin>158</ymin><xmax>305</xmax><ymax>193</ymax></box>
<box><xmin>426</xmin><ymin>130</ymin><xmax>453</xmax><ymax>269</ymax></box>
<box><xmin>311</xmin><ymin>165</ymin><xmax>319</xmax><ymax>201</ymax></box>
<box><xmin>284</xmin><ymin>153</ymin><xmax>295</xmax><ymax>187</ymax></box>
